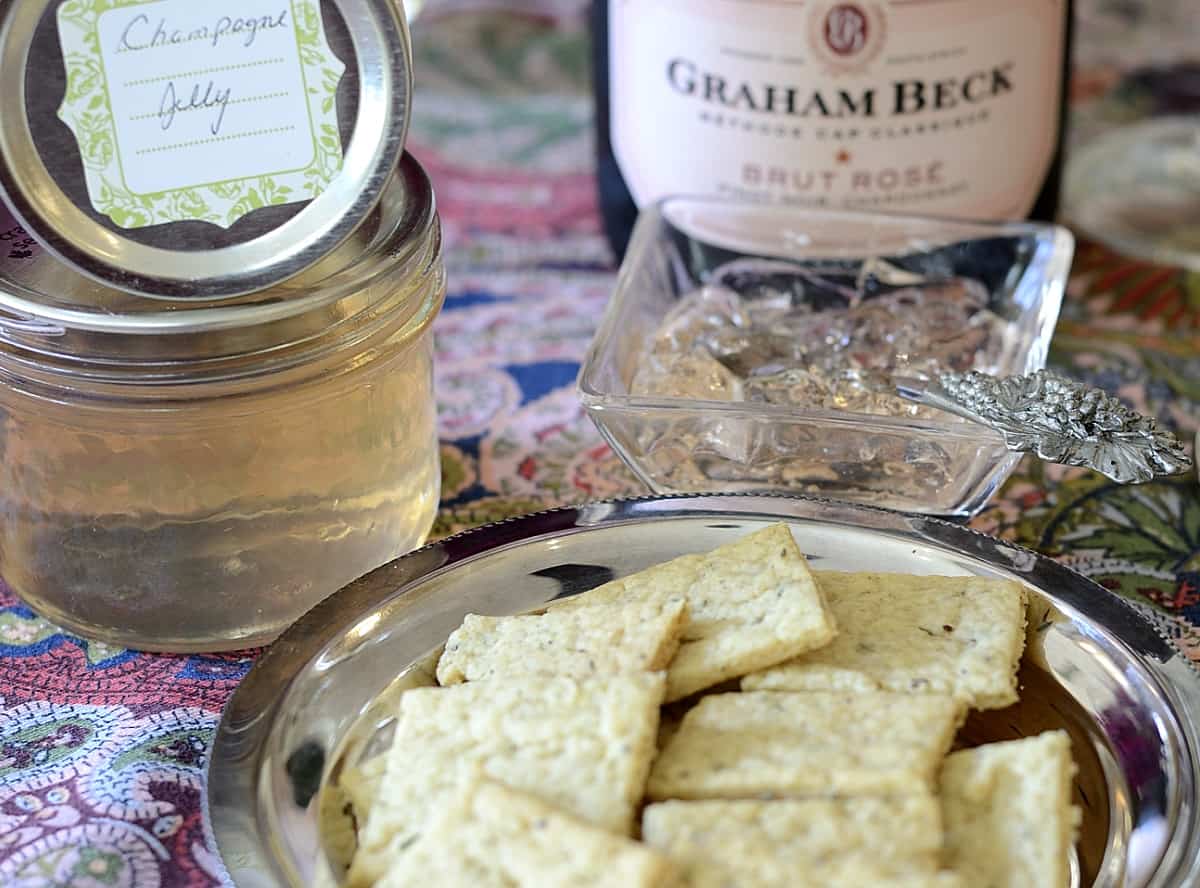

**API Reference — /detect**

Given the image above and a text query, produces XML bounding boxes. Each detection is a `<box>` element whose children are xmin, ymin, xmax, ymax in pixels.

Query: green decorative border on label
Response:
<box><xmin>55</xmin><ymin>0</ymin><xmax>346</xmax><ymax>230</ymax></box>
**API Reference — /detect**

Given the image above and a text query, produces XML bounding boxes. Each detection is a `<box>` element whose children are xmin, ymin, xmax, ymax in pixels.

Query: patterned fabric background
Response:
<box><xmin>3</xmin><ymin>1</ymin><xmax>1200</xmax><ymax>885</ymax></box>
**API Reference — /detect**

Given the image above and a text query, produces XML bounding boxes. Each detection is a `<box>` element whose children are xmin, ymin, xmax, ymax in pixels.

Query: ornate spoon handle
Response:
<box><xmin>894</xmin><ymin>369</ymin><xmax>1194</xmax><ymax>484</ymax></box>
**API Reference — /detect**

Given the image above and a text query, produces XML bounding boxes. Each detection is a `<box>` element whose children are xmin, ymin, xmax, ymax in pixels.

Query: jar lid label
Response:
<box><xmin>0</xmin><ymin>0</ymin><xmax>413</xmax><ymax>301</ymax></box>
<box><xmin>56</xmin><ymin>0</ymin><xmax>347</xmax><ymax>231</ymax></box>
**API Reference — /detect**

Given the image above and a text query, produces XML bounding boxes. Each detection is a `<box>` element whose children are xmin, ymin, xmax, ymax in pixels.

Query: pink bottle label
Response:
<box><xmin>610</xmin><ymin>0</ymin><xmax>1066</xmax><ymax>219</ymax></box>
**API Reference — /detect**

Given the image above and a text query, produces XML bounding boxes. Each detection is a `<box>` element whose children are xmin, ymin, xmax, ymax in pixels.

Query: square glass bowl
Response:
<box><xmin>578</xmin><ymin>200</ymin><xmax>1074</xmax><ymax>517</ymax></box>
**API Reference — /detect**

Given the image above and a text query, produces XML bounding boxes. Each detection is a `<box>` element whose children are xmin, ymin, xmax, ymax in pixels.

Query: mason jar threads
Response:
<box><xmin>0</xmin><ymin>155</ymin><xmax>445</xmax><ymax>651</ymax></box>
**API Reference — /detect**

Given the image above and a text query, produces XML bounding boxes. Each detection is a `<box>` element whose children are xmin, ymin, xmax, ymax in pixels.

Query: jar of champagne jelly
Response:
<box><xmin>0</xmin><ymin>155</ymin><xmax>445</xmax><ymax>651</ymax></box>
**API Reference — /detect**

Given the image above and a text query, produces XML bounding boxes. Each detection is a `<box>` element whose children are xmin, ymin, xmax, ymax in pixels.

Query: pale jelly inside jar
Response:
<box><xmin>0</xmin><ymin>154</ymin><xmax>446</xmax><ymax>652</ymax></box>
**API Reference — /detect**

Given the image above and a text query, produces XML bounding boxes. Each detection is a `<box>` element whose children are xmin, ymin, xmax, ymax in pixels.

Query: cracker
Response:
<box><xmin>657</xmin><ymin>704</ymin><xmax>688</xmax><ymax>753</ymax></box>
<box><xmin>347</xmin><ymin>673</ymin><xmax>664</xmax><ymax>886</ymax></box>
<box><xmin>555</xmin><ymin>523</ymin><xmax>836</xmax><ymax>701</ymax></box>
<box><xmin>647</xmin><ymin>690</ymin><xmax>963</xmax><ymax>800</ymax></box>
<box><xmin>939</xmin><ymin>731</ymin><xmax>1080</xmax><ymax>888</ymax></box>
<box><xmin>843</xmin><ymin>874</ymin><xmax>965</xmax><ymax>888</ymax></box>
<box><xmin>379</xmin><ymin>777</ymin><xmax>677</xmax><ymax>888</ymax></box>
<box><xmin>335</xmin><ymin>659</ymin><xmax>440</xmax><ymax>830</ymax></box>
<box><xmin>818</xmin><ymin>873</ymin><xmax>964</xmax><ymax>888</ymax></box>
<box><xmin>339</xmin><ymin>752</ymin><xmax>388</xmax><ymax>825</ymax></box>
<box><xmin>317</xmin><ymin>779</ymin><xmax>358</xmax><ymax>874</ymax></box>
<box><xmin>743</xmin><ymin>572</ymin><xmax>1027</xmax><ymax>710</ymax></box>
<box><xmin>436</xmin><ymin>598</ymin><xmax>687</xmax><ymax>685</ymax></box>
<box><xmin>642</xmin><ymin>795</ymin><xmax>956</xmax><ymax>887</ymax></box>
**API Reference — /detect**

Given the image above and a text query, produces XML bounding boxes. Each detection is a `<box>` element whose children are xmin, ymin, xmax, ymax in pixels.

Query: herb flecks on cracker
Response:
<box><xmin>555</xmin><ymin>523</ymin><xmax>836</xmax><ymax>701</ymax></box>
<box><xmin>347</xmin><ymin>673</ymin><xmax>664</xmax><ymax>886</ymax></box>
<box><xmin>939</xmin><ymin>730</ymin><xmax>1080</xmax><ymax>888</ymax></box>
<box><xmin>437</xmin><ymin>598</ymin><xmax>687</xmax><ymax>685</ymax></box>
<box><xmin>378</xmin><ymin>777</ymin><xmax>678</xmax><ymax>888</ymax></box>
<box><xmin>648</xmin><ymin>689</ymin><xmax>964</xmax><ymax>801</ymax></box>
<box><xmin>644</xmin><ymin>796</ymin><xmax>962</xmax><ymax>888</ymax></box>
<box><xmin>744</xmin><ymin>572</ymin><xmax>1026</xmax><ymax>709</ymax></box>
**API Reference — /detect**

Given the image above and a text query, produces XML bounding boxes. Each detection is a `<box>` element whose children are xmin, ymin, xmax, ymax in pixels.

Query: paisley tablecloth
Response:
<box><xmin>2</xmin><ymin>2</ymin><xmax>1199</xmax><ymax>885</ymax></box>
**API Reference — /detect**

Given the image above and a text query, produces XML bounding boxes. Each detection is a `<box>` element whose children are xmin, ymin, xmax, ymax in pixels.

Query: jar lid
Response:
<box><xmin>0</xmin><ymin>0</ymin><xmax>413</xmax><ymax>301</ymax></box>
<box><xmin>0</xmin><ymin>152</ymin><xmax>436</xmax><ymax>337</ymax></box>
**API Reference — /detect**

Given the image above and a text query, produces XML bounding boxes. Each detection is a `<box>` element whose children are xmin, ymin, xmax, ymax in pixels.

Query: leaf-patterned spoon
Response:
<box><xmin>895</xmin><ymin>369</ymin><xmax>1194</xmax><ymax>484</ymax></box>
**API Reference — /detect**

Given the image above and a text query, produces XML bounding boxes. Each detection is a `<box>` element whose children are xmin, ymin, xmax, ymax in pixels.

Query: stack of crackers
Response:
<box><xmin>340</xmin><ymin>524</ymin><xmax>1080</xmax><ymax>887</ymax></box>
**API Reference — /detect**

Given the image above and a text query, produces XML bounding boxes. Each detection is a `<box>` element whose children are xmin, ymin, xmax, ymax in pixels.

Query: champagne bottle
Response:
<box><xmin>593</xmin><ymin>0</ymin><xmax>1074</xmax><ymax>258</ymax></box>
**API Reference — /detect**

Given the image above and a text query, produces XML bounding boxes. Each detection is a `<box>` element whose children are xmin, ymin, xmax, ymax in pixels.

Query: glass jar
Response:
<box><xmin>0</xmin><ymin>154</ymin><xmax>445</xmax><ymax>652</ymax></box>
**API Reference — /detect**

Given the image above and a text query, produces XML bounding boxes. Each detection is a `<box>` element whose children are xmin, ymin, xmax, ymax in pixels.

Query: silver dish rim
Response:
<box><xmin>204</xmin><ymin>491</ymin><xmax>1200</xmax><ymax>887</ymax></box>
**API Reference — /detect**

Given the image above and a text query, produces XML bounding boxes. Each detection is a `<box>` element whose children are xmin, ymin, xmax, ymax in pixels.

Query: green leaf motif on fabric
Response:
<box><xmin>111</xmin><ymin>728</ymin><xmax>206</xmax><ymax>771</ymax></box>
<box><xmin>0</xmin><ymin>611</ymin><xmax>57</xmax><ymax>649</ymax></box>
<box><xmin>0</xmin><ymin>719</ymin><xmax>93</xmax><ymax>778</ymax></box>
<box><xmin>1016</xmin><ymin>474</ymin><xmax>1200</xmax><ymax>615</ymax></box>
<box><xmin>1064</xmin><ymin>484</ymin><xmax>1197</xmax><ymax>571</ymax></box>
<box><xmin>0</xmin><ymin>607</ymin><xmax>131</xmax><ymax>668</ymax></box>
<box><xmin>82</xmin><ymin>639</ymin><xmax>129</xmax><ymax>666</ymax></box>
<box><xmin>13</xmin><ymin>846</ymin><xmax>128</xmax><ymax>885</ymax></box>
<box><xmin>430</xmin><ymin>497</ymin><xmax>550</xmax><ymax>541</ymax></box>
<box><xmin>73</xmin><ymin>848</ymin><xmax>128</xmax><ymax>885</ymax></box>
<box><xmin>56</xmin><ymin>0</ymin><xmax>345</xmax><ymax>230</ymax></box>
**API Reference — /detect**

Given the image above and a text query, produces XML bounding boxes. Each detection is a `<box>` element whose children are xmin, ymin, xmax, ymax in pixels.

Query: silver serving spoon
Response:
<box><xmin>895</xmin><ymin>369</ymin><xmax>1194</xmax><ymax>484</ymax></box>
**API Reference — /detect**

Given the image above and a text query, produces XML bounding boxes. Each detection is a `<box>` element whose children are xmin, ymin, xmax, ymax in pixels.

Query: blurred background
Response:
<box><xmin>405</xmin><ymin>0</ymin><xmax>1200</xmax><ymax>270</ymax></box>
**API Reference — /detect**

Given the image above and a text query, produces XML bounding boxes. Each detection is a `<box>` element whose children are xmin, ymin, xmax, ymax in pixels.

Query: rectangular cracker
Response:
<box><xmin>939</xmin><ymin>731</ymin><xmax>1080</xmax><ymax>888</ymax></box>
<box><xmin>642</xmin><ymin>796</ymin><xmax>957</xmax><ymax>887</ymax></box>
<box><xmin>379</xmin><ymin>777</ymin><xmax>678</xmax><ymax>888</ymax></box>
<box><xmin>831</xmin><ymin>874</ymin><xmax>965</xmax><ymax>888</ymax></box>
<box><xmin>436</xmin><ymin>597</ymin><xmax>687</xmax><ymax>685</ymax></box>
<box><xmin>657</xmin><ymin>704</ymin><xmax>688</xmax><ymax>753</ymax></box>
<box><xmin>339</xmin><ymin>751</ymin><xmax>388</xmax><ymax>826</ymax></box>
<box><xmin>347</xmin><ymin>673</ymin><xmax>664</xmax><ymax>886</ymax></box>
<box><xmin>742</xmin><ymin>572</ymin><xmax>1027</xmax><ymax>710</ymax></box>
<box><xmin>647</xmin><ymin>690</ymin><xmax>963</xmax><ymax>800</ymax></box>
<box><xmin>554</xmin><ymin>523</ymin><xmax>836</xmax><ymax>701</ymax></box>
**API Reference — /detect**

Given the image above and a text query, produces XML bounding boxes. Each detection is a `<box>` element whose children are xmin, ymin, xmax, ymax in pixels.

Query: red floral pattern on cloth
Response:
<box><xmin>3</xmin><ymin>2</ymin><xmax>1200</xmax><ymax>885</ymax></box>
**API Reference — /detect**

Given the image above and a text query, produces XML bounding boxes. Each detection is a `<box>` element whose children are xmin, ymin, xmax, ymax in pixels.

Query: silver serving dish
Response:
<box><xmin>205</xmin><ymin>495</ymin><xmax>1200</xmax><ymax>887</ymax></box>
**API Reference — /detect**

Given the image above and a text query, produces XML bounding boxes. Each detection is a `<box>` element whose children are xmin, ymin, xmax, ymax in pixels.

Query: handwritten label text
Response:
<box><xmin>119</xmin><ymin>9</ymin><xmax>289</xmax><ymax>51</ymax></box>
<box><xmin>56</xmin><ymin>0</ymin><xmax>345</xmax><ymax>228</ymax></box>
